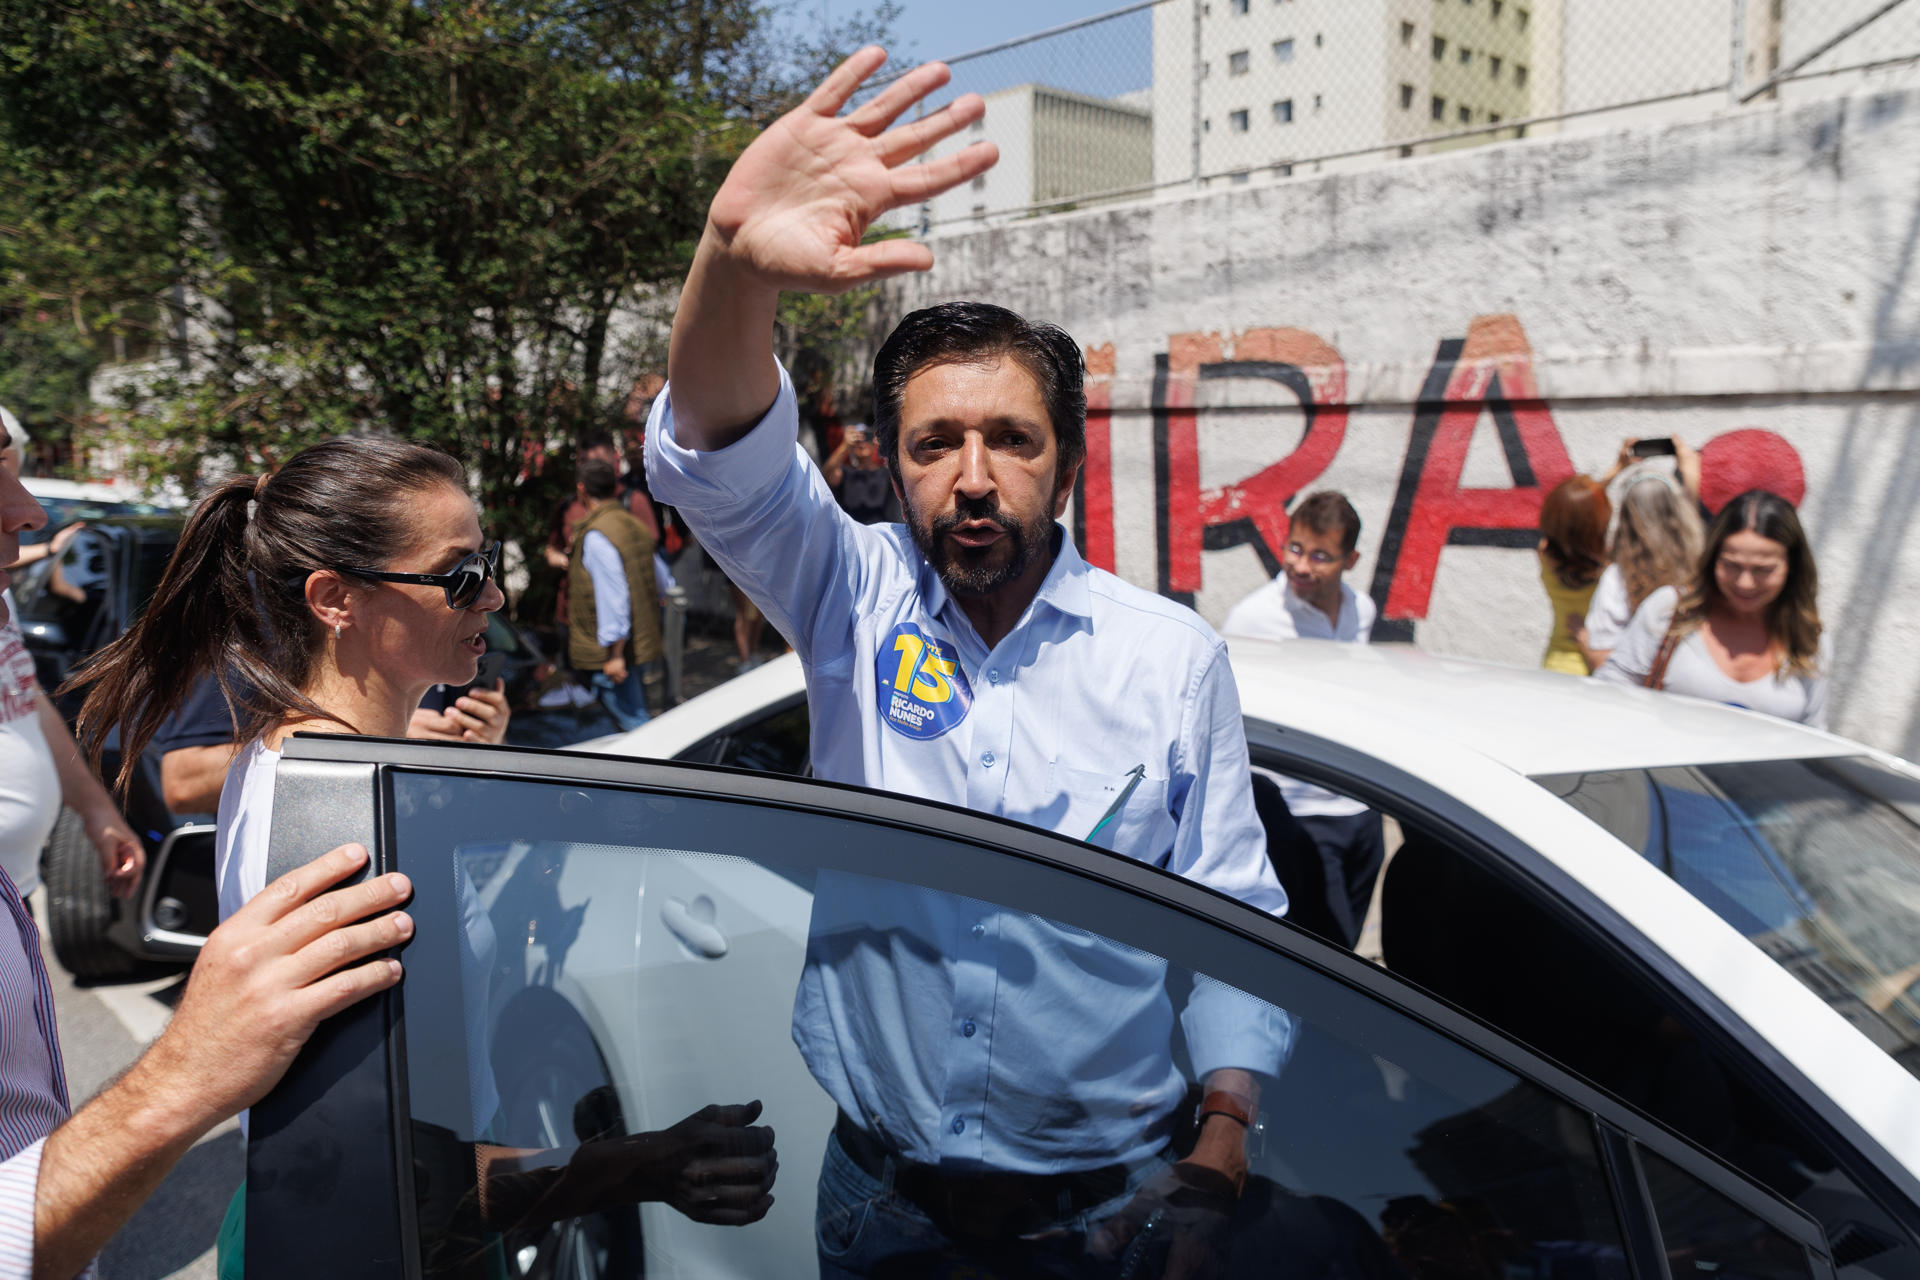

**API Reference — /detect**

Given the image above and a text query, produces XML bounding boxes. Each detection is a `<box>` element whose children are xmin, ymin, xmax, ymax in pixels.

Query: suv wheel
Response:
<box><xmin>44</xmin><ymin>810</ymin><xmax>137</xmax><ymax>981</ymax></box>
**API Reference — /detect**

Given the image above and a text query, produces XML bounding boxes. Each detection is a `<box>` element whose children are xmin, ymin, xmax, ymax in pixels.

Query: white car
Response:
<box><xmin>242</xmin><ymin>640</ymin><xmax>1920</xmax><ymax>1279</ymax></box>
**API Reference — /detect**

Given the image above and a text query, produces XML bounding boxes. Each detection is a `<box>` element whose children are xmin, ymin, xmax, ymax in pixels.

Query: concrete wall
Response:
<box><xmin>890</xmin><ymin>86</ymin><xmax>1920</xmax><ymax>759</ymax></box>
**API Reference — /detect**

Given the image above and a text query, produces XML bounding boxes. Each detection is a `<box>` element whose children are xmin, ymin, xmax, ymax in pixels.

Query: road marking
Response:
<box><xmin>94</xmin><ymin>976</ymin><xmax>180</xmax><ymax>1046</ymax></box>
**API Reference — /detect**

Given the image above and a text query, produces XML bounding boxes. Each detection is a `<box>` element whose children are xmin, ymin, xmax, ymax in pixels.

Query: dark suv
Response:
<box><xmin>9</xmin><ymin>514</ymin><xmax>617</xmax><ymax>979</ymax></box>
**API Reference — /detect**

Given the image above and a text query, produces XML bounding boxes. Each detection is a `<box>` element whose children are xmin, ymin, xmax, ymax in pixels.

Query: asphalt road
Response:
<box><xmin>37</xmin><ymin>897</ymin><xmax>233</xmax><ymax>1279</ymax></box>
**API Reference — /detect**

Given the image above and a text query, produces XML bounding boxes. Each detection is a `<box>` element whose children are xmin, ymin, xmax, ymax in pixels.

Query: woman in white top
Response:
<box><xmin>1572</xmin><ymin>470</ymin><xmax>1704</xmax><ymax>672</ymax></box>
<box><xmin>69</xmin><ymin>437</ymin><xmax>775</xmax><ymax>1267</ymax></box>
<box><xmin>1597</xmin><ymin>489</ymin><xmax>1830</xmax><ymax>728</ymax></box>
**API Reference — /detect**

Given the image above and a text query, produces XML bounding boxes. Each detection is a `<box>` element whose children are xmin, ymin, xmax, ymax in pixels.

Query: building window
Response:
<box><xmin>971</xmin><ymin>204</ymin><xmax>987</xmax><ymax>219</ymax></box>
<box><xmin>1431</xmin><ymin>95</ymin><xmax>1446</xmax><ymax>121</ymax></box>
<box><xmin>1229</xmin><ymin>108</ymin><xmax>1250</xmax><ymax>131</ymax></box>
<box><xmin>1400</xmin><ymin>82</ymin><xmax>1415</xmax><ymax>109</ymax></box>
<box><xmin>1273</xmin><ymin>98</ymin><xmax>1294</xmax><ymax>123</ymax></box>
<box><xmin>1399</xmin><ymin>144</ymin><xmax>1415</xmax><ymax>158</ymax></box>
<box><xmin>971</xmin><ymin>174</ymin><xmax>986</xmax><ymax>191</ymax></box>
<box><xmin>1490</xmin><ymin>55</ymin><xmax>1502</xmax><ymax>78</ymax></box>
<box><xmin>1400</xmin><ymin>20</ymin><xmax>1415</xmax><ymax>45</ymax></box>
<box><xmin>1229</xmin><ymin>49</ymin><xmax>1250</xmax><ymax>75</ymax></box>
<box><xmin>1314</xmin><ymin>32</ymin><xmax>1323</xmax><ymax>46</ymax></box>
<box><xmin>1202</xmin><ymin>60</ymin><xmax>1210</xmax><ymax>78</ymax></box>
<box><xmin>1432</xmin><ymin>35</ymin><xmax>1447</xmax><ymax>59</ymax></box>
<box><xmin>1458</xmin><ymin>104</ymin><xmax>1471</xmax><ymax>123</ymax></box>
<box><xmin>1276</xmin><ymin>162</ymin><xmax>1294</xmax><ymax>176</ymax></box>
<box><xmin>1490</xmin><ymin>112</ymin><xmax>1502</xmax><ymax>124</ymax></box>
<box><xmin>1231</xmin><ymin>170</ymin><xmax>1251</xmax><ymax>184</ymax></box>
<box><xmin>1231</xmin><ymin>0</ymin><xmax>1248</xmax><ymax>12</ymax></box>
<box><xmin>1313</xmin><ymin>93</ymin><xmax>1323</xmax><ymax>110</ymax></box>
<box><xmin>1273</xmin><ymin>37</ymin><xmax>1294</xmax><ymax>61</ymax></box>
<box><xmin>1459</xmin><ymin>46</ymin><xmax>1472</xmax><ymax>65</ymax></box>
<box><xmin>1492</xmin><ymin>0</ymin><xmax>1504</xmax><ymax>16</ymax></box>
<box><xmin>1515</xmin><ymin>63</ymin><xmax>1529</xmax><ymax>87</ymax></box>
<box><xmin>1517</xmin><ymin>7</ymin><xmax>1530</xmax><ymax>30</ymax></box>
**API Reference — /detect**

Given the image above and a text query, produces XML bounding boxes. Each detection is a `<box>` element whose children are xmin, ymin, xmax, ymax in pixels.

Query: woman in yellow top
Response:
<box><xmin>1537</xmin><ymin>475</ymin><xmax>1612</xmax><ymax>674</ymax></box>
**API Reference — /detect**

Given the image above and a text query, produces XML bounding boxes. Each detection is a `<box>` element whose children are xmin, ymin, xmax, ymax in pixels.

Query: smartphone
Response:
<box><xmin>1631</xmin><ymin>437</ymin><xmax>1678</xmax><ymax>457</ymax></box>
<box><xmin>450</xmin><ymin>651</ymin><xmax>506</xmax><ymax>703</ymax></box>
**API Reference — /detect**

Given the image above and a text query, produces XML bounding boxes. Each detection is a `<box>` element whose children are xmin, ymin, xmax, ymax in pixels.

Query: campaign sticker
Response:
<box><xmin>876</xmin><ymin>622</ymin><xmax>973</xmax><ymax>740</ymax></box>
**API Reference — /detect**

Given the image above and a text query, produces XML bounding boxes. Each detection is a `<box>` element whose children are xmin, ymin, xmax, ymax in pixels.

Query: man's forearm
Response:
<box><xmin>160</xmin><ymin>744</ymin><xmax>239</xmax><ymax>815</ymax></box>
<box><xmin>32</xmin><ymin>1057</ymin><xmax>213</xmax><ymax>1280</ymax></box>
<box><xmin>664</xmin><ymin>229</ymin><xmax>782</xmax><ymax>452</ymax></box>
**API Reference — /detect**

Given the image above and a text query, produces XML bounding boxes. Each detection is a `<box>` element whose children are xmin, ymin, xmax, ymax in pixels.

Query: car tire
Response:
<box><xmin>492</xmin><ymin>993</ymin><xmax>643</xmax><ymax>1280</ymax></box>
<box><xmin>44</xmin><ymin>809</ymin><xmax>138</xmax><ymax>981</ymax></box>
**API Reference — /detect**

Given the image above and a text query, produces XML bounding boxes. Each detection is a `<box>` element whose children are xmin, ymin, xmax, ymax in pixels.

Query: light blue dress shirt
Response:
<box><xmin>646</xmin><ymin>365</ymin><xmax>1293</xmax><ymax>1172</ymax></box>
<box><xmin>579</xmin><ymin>529</ymin><xmax>631</xmax><ymax>647</ymax></box>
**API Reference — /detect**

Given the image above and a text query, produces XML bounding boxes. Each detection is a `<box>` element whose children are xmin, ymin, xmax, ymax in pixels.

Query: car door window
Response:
<box><xmin>376</xmin><ymin>767</ymin><xmax>1662</xmax><ymax>1280</ymax></box>
<box><xmin>1246</xmin><ymin>742</ymin><xmax>1915</xmax><ymax>1279</ymax></box>
<box><xmin>1638</xmin><ymin>1146</ymin><xmax>1819</xmax><ymax>1279</ymax></box>
<box><xmin>679</xmin><ymin>698</ymin><xmax>811</xmax><ymax>775</ymax></box>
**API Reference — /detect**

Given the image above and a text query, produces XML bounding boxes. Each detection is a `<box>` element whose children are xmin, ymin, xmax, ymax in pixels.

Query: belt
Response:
<box><xmin>833</xmin><ymin>1110</ymin><xmax>1136</xmax><ymax>1243</ymax></box>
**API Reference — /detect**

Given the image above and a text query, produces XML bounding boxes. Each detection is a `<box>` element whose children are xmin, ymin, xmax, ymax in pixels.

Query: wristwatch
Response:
<box><xmin>1195</xmin><ymin>1089</ymin><xmax>1254</xmax><ymax>1130</ymax></box>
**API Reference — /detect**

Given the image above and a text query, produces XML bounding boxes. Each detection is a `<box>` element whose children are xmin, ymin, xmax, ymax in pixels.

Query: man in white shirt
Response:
<box><xmin>646</xmin><ymin>47</ymin><xmax>1290</xmax><ymax>1276</ymax></box>
<box><xmin>1223</xmin><ymin>491</ymin><xmax>1385</xmax><ymax>947</ymax></box>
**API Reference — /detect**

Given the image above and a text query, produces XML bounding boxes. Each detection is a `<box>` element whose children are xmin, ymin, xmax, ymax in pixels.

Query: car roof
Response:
<box><xmin>1228</xmin><ymin>638</ymin><xmax>1857</xmax><ymax>776</ymax></box>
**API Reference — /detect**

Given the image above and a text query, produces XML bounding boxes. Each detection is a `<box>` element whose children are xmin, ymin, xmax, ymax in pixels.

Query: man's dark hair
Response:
<box><xmin>577</xmin><ymin>429</ymin><xmax>616</xmax><ymax>457</ymax></box>
<box><xmin>1290</xmin><ymin>490</ymin><xmax>1362</xmax><ymax>554</ymax></box>
<box><xmin>578</xmin><ymin>458</ymin><xmax>618</xmax><ymax>501</ymax></box>
<box><xmin>871</xmin><ymin>302</ymin><xmax>1085</xmax><ymax>483</ymax></box>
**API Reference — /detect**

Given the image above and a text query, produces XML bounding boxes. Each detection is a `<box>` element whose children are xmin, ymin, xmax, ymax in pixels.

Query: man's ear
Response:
<box><xmin>1051</xmin><ymin>459</ymin><xmax>1083</xmax><ymax>521</ymax></box>
<box><xmin>304</xmin><ymin>569</ymin><xmax>355</xmax><ymax>635</ymax></box>
<box><xmin>1341</xmin><ymin>549</ymin><xmax>1361</xmax><ymax>574</ymax></box>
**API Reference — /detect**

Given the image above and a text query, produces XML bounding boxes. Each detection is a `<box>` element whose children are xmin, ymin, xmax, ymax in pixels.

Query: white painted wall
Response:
<box><xmin>897</xmin><ymin>84</ymin><xmax>1920</xmax><ymax>759</ymax></box>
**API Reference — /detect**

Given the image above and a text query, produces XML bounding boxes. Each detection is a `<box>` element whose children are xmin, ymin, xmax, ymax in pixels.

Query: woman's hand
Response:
<box><xmin>408</xmin><ymin>681</ymin><xmax>510</xmax><ymax>746</ymax></box>
<box><xmin>83</xmin><ymin>804</ymin><xmax>144</xmax><ymax>899</ymax></box>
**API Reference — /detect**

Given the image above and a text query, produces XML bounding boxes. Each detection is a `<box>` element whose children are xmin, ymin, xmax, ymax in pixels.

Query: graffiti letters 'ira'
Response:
<box><xmin>1070</xmin><ymin>314</ymin><xmax>1804</xmax><ymax>643</ymax></box>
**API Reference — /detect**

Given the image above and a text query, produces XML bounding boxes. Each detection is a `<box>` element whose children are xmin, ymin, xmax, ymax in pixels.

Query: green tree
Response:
<box><xmin>0</xmin><ymin>0</ymin><xmax>896</xmax><ymax>608</ymax></box>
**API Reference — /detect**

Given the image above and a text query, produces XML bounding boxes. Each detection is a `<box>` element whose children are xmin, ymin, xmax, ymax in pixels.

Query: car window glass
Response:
<box><xmin>16</xmin><ymin>528</ymin><xmax>109</xmax><ymax>649</ymax></box>
<box><xmin>1638</xmin><ymin>1146</ymin><xmax>1817</xmax><ymax>1280</ymax></box>
<box><xmin>1259</xmin><ymin>751</ymin><xmax>1916</xmax><ymax>1278</ymax></box>
<box><xmin>388</xmin><ymin>770</ymin><xmax>1632</xmax><ymax>1280</ymax></box>
<box><xmin>1539</xmin><ymin>759</ymin><xmax>1920</xmax><ymax>1083</ymax></box>
<box><xmin>720</xmin><ymin>700</ymin><xmax>810</xmax><ymax>775</ymax></box>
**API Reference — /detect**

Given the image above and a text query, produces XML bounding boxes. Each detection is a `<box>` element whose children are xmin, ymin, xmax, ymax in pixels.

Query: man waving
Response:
<box><xmin>647</xmin><ymin>49</ymin><xmax>1291</xmax><ymax>1277</ymax></box>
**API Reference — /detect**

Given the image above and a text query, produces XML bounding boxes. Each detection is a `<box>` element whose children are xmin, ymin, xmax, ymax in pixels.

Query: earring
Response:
<box><xmin>334</xmin><ymin>622</ymin><xmax>343</xmax><ymax>640</ymax></box>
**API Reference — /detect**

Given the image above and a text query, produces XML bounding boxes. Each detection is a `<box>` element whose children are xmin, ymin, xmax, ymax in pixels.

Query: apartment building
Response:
<box><xmin>1149</xmin><ymin>0</ymin><xmax>1557</xmax><ymax>186</ymax></box>
<box><xmin>894</xmin><ymin>82</ymin><xmax>1152</xmax><ymax>231</ymax></box>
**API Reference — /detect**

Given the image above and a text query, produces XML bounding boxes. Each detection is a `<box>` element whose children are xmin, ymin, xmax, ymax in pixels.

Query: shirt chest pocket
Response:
<box><xmin>1049</xmin><ymin>763</ymin><xmax>1175</xmax><ymax>863</ymax></box>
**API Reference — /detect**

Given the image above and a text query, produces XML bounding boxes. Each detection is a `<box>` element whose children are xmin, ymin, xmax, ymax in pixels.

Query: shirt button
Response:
<box><xmin>988</xmin><ymin>668</ymin><xmax>1000</xmax><ymax>684</ymax></box>
<box><xmin>981</xmin><ymin>751</ymin><xmax>995</xmax><ymax>768</ymax></box>
<box><xmin>951</xmin><ymin>1116</ymin><xmax>966</xmax><ymax>1135</ymax></box>
<box><xmin>971</xmin><ymin>922</ymin><xmax>987</xmax><ymax>939</ymax></box>
<box><xmin>962</xmin><ymin>1019</ymin><xmax>977</xmax><ymax>1038</ymax></box>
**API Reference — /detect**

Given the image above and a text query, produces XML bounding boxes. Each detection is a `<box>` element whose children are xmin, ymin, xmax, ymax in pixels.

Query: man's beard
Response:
<box><xmin>908</xmin><ymin>493</ymin><xmax>1056</xmax><ymax>598</ymax></box>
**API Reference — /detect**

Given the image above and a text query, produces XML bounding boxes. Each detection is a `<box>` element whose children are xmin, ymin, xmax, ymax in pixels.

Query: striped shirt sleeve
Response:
<box><xmin>0</xmin><ymin>1136</ymin><xmax>42</xmax><ymax>1279</ymax></box>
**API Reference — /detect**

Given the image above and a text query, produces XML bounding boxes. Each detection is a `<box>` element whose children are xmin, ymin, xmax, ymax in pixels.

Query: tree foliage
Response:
<box><xmin>0</xmin><ymin>0</ymin><xmax>896</xmax><ymax>605</ymax></box>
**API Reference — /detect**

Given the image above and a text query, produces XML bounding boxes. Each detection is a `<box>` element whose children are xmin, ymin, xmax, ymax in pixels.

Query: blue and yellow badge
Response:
<box><xmin>877</xmin><ymin>622</ymin><xmax>973</xmax><ymax>740</ymax></box>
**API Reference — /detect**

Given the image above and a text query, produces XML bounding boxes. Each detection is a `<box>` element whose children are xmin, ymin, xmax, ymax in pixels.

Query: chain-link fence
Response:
<box><xmin>867</xmin><ymin>0</ymin><xmax>1920</xmax><ymax>233</ymax></box>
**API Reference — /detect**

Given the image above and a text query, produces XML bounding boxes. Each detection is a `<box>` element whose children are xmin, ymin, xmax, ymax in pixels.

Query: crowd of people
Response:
<box><xmin>0</xmin><ymin>45</ymin><xmax>1846</xmax><ymax>1280</ymax></box>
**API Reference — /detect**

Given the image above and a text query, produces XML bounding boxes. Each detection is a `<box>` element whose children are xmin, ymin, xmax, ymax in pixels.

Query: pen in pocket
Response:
<box><xmin>1086</xmin><ymin>763</ymin><xmax>1147</xmax><ymax>841</ymax></box>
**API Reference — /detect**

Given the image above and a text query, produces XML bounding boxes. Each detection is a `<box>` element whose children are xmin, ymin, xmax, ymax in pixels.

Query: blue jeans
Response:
<box><xmin>814</xmin><ymin>1128</ymin><xmax>1161</xmax><ymax>1279</ymax></box>
<box><xmin>590</xmin><ymin>667</ymin><xmax>650</xmax><ymax>732</ymax></box>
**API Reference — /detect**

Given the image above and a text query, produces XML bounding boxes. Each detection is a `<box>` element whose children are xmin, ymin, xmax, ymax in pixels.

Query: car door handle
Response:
<box><xmin>661</xmin><ymin>896</ymin><xmax>728</xmax><ymax>959</ymax></box>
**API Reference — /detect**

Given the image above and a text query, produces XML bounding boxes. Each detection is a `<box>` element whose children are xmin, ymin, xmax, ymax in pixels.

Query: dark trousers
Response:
<box><xmin>1297</xmin><ymin>811</ymin><xmax>1387</xmax><ymax>949</ymax></box>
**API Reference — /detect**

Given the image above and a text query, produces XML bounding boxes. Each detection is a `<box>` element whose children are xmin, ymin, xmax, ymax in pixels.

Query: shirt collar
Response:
<box><xmin>1283</xmin><ymin>577</ymin><xmax>1349</xmax><ymax>625</ymax></box>
<box><xmin>919</xmin><ymin>522</ymin><xmax>1094</xmax><ymax>630</ymax></box>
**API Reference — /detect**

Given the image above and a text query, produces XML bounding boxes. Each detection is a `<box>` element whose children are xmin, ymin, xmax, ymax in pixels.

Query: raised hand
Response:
<box><xmin>706</xmin><ymin>46</ymin><xmax>998</xmax><ymax>295</ymax></box>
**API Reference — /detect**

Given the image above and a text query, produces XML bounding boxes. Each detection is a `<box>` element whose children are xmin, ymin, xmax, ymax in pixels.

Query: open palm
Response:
<box><xmin>707</xmin><ymin>47</ymin><xmax>999</xmax><ymax>295</ymax></box>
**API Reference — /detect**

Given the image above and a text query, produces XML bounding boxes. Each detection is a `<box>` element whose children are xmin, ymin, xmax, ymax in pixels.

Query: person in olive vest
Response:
<box><xmin>569</xmin><ymin>458</ymin><xmax>662</xmax><ymax>730</ymax></box>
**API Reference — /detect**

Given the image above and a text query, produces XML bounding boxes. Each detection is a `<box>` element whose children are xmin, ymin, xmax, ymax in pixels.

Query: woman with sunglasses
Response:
<box><xmin>72</xmin><ymin>437</ymin><xmax>505</xmax><ymax>918</ymax></box>
<box><xmin>70</xmin><ymin>437</ymin><xmax>776</xmax><ymax>1275</ymax></box>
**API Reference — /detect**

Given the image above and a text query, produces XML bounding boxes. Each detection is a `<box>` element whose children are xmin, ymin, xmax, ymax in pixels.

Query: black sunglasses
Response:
<box><xmin>329</xmin><ymin>542</ymin><xmax>502</xmax><ymax>610</ymax></box>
